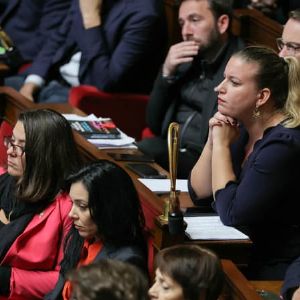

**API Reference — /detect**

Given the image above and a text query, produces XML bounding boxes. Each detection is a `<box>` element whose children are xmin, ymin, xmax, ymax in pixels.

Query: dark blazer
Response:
<box><xmin>28</xmin><ymin>0</ymin><xmax>167</xmax><ymax>93</ymax></box>
<box><xmin>281</xmin><ymin>256</ymin><xmax>300</xmax><ymax>299</ymax></box>
<box><xmin>0</xmin><ymin>0</ymin><xmax>72</xmax><ymax>62</ymax></box>
<box><xmin>44</xmin><ymin>243</ymin><xmax>146</xmax><ymax>300</ymax></box>
<box><xmin>0</xmin><ymin>0</ymin><xmax>8</xmax><ymax>13</ymax></box>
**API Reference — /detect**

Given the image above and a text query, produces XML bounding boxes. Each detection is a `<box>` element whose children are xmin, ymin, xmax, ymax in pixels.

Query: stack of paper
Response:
<box><xmin>63</xmin><ymin>114</ymin><xmax>136</xmax><ymax>149</ymax></box>
<box><xmin>184</xmin><ymin>215</ymin><xmax>249</xmax><ymax>240</ymax></box>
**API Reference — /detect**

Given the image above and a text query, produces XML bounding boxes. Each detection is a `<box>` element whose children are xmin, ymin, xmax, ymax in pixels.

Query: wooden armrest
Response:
<box><xmin>250</xmin><ymin>280</ymin><xmax>282</xmax><ymax>296</ymax></box>
<box><xmin>221</xmin><ymin>259</ymin><xmax>262</xmax><ymax>300</ymax></box>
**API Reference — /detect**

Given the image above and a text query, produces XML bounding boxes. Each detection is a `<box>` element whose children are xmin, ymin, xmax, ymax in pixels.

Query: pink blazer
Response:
<box><xmin>0</xmin><ymin>192</ymin><xmax>72</xmax><ymax>300</ymax></box>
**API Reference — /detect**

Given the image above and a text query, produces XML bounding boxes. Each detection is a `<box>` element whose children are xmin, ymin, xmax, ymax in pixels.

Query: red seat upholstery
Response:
<box><xmin>141</xmin><ymin>127</ymin><xmax>155</xmax><ymax>139</ymax></box>
<box><xmin>0</xmin><ymin>119</ymin><xmax>13</xmax><ymax>168</ymax></box>
<box><xmin>18</xmin><ymin>63</ymin><xmax>32</xmax><ymax>74</ymax></box>
<box><xmin>147</xmin><ymin>233</ymin><xmax>155</xmax><ymax>278</ymax></box>
<box><xmin>69</xmin><ymin>85</ymin><xmax>150</xmax><ymax>141</ymax></box>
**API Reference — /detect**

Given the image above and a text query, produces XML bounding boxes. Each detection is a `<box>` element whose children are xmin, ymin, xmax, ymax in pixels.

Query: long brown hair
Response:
<box><xmin>16</xmin><ymin>109</ymin><xmax>81</xmax><ymax>203</ymax></box>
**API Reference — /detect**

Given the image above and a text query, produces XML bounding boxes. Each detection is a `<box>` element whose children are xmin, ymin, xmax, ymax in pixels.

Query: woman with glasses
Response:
<box><xmin>45</xmin><ymin>160</ymin><xmax>147</xmax><ymax>300</ymax></box>
<box><xmin>189</xmin><ymin>46</ymin><xmax>300</xmax><ymax>280</ymax></box>
<box><xmin>0</xmin><ymin>109</ymin><xmax>81</xmax><ymax>299</ymax></box>
<box><xmin>278</xmin><ymin>9</ymin><xmax>300</xmax><ymax>58</ymax></box>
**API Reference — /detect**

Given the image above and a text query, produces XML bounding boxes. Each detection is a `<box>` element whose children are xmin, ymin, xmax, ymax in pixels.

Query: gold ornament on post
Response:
<box><xmin>159</xmin><ymin>122</ymin><xmax>183</xmax><ymax>234</ymax></box>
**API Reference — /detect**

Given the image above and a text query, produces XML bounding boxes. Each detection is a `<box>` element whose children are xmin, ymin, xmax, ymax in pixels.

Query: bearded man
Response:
<box><xmin>137</xmin><ymin>0</ymin><xmax>245</xmax><ymax>178</ymax></box>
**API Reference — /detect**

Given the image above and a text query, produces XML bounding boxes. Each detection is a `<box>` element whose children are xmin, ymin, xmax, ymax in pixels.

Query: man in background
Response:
<box><xmin>138</xmin><ymin>0</ymin><xmax>244</xmax><ymax>178</ymax></box>
<box><xmin>5</xmin><ymin>0</ymin><xmax>167</xmax><ymax>103</ymax></box>
<box><xmin>0</xmin><ymin>0</ymin><xmax>72</xmax><ymax>70</ymax></box>
<box><xmin>277</xmin><ymin>8</ymin><xmax>300</xmax><ymax>58</ymax></box>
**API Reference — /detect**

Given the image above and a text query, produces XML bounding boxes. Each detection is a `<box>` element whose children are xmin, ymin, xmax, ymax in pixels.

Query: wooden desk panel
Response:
<box><xmin>221</xmin><ymin>260</ymin><xmax>262</xmax><ymax>300</ymax></box>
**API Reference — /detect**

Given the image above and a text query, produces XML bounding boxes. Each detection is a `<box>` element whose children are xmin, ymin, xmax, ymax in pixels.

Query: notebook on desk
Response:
<box><xmin>63</xmin><ymin>114</ymin><xmax>136</xmax><ymax>149</ymax></box>
<box><xmin>69</xmin><ymin>119</ymin><xmax>121</xmax><ymax>139</ymax></box>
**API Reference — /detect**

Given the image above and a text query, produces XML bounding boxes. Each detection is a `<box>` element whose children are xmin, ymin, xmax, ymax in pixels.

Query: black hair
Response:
<box><xmin>207</xmin><ymin>0</ymin><xmax>233</xmax><ymax>21</ymax></box>
<box><xmin>181</xmin><ymin>0</ymin><xmax>233</xmax><ymax>22</ymax></box>
<box><xmin>60</xmin><ymin>160</ymin><xmax>146</xmax><ymax>274</ymax></box>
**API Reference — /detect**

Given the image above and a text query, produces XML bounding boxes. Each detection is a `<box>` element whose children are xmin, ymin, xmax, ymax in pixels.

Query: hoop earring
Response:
<box><xmin>252</xmin><ymin>106</ymin><xmax>261</xmax><ymax>118</ymax></box>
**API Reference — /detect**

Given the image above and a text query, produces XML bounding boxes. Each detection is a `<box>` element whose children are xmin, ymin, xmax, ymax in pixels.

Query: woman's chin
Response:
<box><xmin>7</xmin><ymin>166</ymin><xmax>22</xmax><ymax>178</ymax></box>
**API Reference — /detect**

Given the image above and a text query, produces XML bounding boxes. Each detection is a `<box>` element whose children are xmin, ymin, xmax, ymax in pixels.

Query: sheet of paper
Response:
<box><xmin>184</xmin><ymin>215</ymin><xmax>249</xmax><ymax>240</ymax></box>
<box><xmin>138</xmin><ymin>178</ymin><xmax>188</xmax><ymax>193</ymax></box>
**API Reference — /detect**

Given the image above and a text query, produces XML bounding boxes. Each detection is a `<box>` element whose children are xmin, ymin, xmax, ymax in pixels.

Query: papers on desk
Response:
<box><xmin>138</xmin><ymin>179</ymin><xmax>188</xmax><ymax>193</ymax></box>
<box><xmin>63</xmin><ymin>114</ymin><xmax>136</xmax><ymax>149</ymax></box>
<box><xmin>184</xmin><ymin>215</ymin><xmax>249</xmax><ymax>240</ymax></box>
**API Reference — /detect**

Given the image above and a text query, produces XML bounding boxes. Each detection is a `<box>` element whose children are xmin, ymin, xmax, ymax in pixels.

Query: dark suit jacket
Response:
<box><xmin>44</xmin><ymin>243</ymin><xmax>146</xmax><ymax>300</ymax></box>
<box><xmin>0</xmin><ymin>0</ymin><xmax>8</xmax><ymax>13</ymax></box>
<box><xmin>28</xmin><ymin>0</ymin><xmax>167</xmax><ymax>93</ymax></box>
<box><xmin>281</xmin><ymin>256</ymin><xmax>300</xmax><ymax>299</ymax></box>
<box><xmin>0</xmin><ymin>0</ymin><xmax>72</xmax><ymax>62</ymax></box>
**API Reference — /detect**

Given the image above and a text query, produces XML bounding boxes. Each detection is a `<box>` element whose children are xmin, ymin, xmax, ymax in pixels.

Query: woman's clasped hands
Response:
<box><xmin>208</xmin><ymin>111</ymin><xmax>240</xmax><ymax>148</ymax></box>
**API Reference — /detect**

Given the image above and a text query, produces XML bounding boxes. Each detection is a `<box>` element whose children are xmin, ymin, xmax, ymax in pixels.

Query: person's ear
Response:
<box><xmin>256</xmin><ymin>88</ymin><xmax>271</xmax><ymax>108</ymax></box>
<box><xmin>217</xmin><ymin>14</ymin><xmax>229</xmax><ymax>34</ymax></box>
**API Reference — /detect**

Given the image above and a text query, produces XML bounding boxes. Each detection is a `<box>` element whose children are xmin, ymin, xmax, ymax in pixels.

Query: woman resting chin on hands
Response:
<box><xmin>189</xmin><ymin>46</ymin><xmax>300</xmax><ymax>280</ymax></box>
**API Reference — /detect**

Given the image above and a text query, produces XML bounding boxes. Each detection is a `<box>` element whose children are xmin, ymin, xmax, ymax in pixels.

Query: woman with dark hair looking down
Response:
<box><xmin>46</xmin><ymin>160</ymin><xmax>147</xmax><ymax>300</ymax></box>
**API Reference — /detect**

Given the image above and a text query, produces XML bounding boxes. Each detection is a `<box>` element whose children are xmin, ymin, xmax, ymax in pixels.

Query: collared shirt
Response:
<box><xmin>62</xmin><ymin>239</ymin><xmax>103</xmax><ymax>300</ymax></box>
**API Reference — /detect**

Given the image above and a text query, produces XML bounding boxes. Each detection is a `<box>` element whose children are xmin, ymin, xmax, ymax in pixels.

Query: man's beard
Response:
<box><xmin>195</xmin><ymin>26</ymin><xmax>223</xmax><ymax>60</ymax></box>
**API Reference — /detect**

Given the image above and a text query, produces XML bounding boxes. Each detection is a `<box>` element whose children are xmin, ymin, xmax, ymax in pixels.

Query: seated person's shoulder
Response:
<box><xmin>0</xmin><ymin>167</ymin><xmax>7</xmax><ymax>176</ymax></box>
<box><xmin>53</xmin><ymin>192</ymin><xmax>72</xmax><ymax>214</ymax></box>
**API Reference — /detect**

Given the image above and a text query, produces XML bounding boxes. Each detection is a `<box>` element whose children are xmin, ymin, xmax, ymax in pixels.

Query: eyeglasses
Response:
<box><xmin>276</xmin><ymin>38</ymin><xmax>300</xmax><ymax>55</ymax></box>
<box><xmin>4</xmin><ymin>136</ymin><xmax>25</xmax><ymax>156</ymax></box>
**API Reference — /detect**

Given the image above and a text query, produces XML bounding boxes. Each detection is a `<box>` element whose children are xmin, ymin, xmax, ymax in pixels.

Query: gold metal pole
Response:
<box><xmin>159</xmin><ymin>122</ymin><xmax>180</xmax><ymax>223</ymax></box>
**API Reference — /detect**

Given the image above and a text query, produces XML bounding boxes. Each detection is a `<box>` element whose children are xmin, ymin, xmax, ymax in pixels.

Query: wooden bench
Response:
<box><xmin>232</xmin><ymin>8</ymin><xmax>283</xmax><ymax>51</ymax></box>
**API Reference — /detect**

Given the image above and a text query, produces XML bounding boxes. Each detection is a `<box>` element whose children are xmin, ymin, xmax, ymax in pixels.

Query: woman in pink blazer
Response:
<box><xmin>0</xmin><ymin>109</ymin><xmax>81</xmax><ymax>300</ymax></box>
